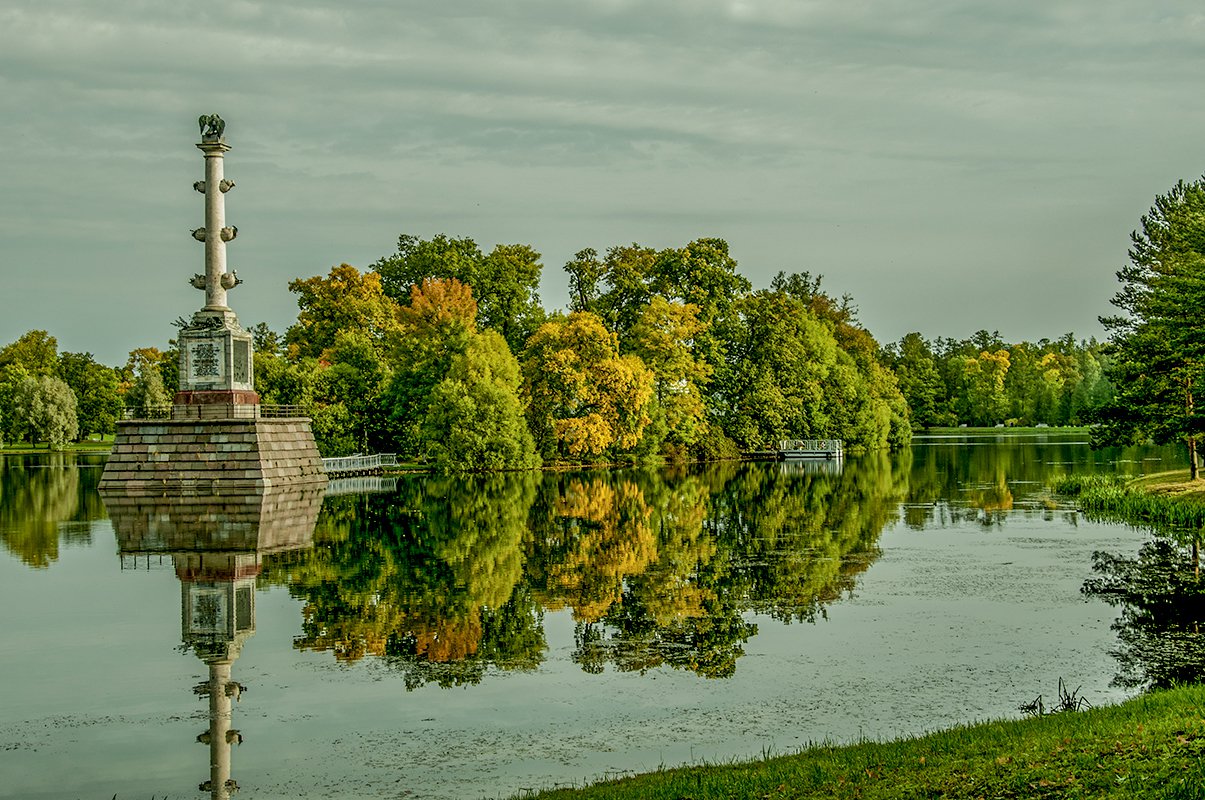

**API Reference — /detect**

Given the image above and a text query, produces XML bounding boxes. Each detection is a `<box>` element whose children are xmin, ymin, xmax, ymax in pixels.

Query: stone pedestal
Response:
<box><xmin>99</xmin><ymin>418</ymin><xmax>326</xmax><ymax>494</ymax></box>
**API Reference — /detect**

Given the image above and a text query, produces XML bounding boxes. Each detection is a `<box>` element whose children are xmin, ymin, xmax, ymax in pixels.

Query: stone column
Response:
<box><xmin>197</xmin><ymin>140</ymin><xmax>233</xmax><ymax>311</ymax></box>
<box><xmin>175</xmin><ymin>116</ymin><xmax>258</xmax><ymax>414</ymax></box>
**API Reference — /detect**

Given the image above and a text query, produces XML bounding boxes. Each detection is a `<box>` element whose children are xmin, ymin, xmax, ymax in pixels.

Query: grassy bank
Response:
<box><xmin>0</xmin><ymin>436</ymin><xmax>113</xmax><ymax>455</ymax></box>
<box><xmin>511</xmin><ymin>685</ymin><xmax>1205</xmax><ymax>799</ymax></box>
<box><xmin>1051</xmin><ymin>470</ymin><xmax>1205</xmax><ymax>535</ymax></box>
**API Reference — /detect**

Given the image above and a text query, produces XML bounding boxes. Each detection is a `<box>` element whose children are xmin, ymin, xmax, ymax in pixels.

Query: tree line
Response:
<box><xmin>16</xmin><ymin>161</ymin><xmax>1205</xmax><ymax>471</ymax></box>
<box><xmin>250</xmin><ymin>235</ymin><xmax>913</xmax><ymax>468</ymax></box>
<box><xmin>882</xmin><ymin>331</ymin><xmax>1114</xmax><ymax>429</ymax></box>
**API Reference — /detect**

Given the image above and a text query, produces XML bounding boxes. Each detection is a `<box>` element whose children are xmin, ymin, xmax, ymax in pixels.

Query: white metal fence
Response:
<box><xmin>776</xmin><ymin>439</ymin><xmax>843</xmax><ymax>453</ymax></box>
<box><xmin>121</xmin><ymin>404</ymin><xmax>308</xmax><ymax>420</ymax></box>
<box><xmin>321</xmin><ymin>453</ymin><xmax>398</xmax><ymax>475</ymax></box>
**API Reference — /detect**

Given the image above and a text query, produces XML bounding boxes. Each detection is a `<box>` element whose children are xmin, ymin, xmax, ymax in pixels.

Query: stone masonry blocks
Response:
<box><xmin>100</xmin><ymin>417</ymin><xmax>326</xmax><ymax>494</ymax></box>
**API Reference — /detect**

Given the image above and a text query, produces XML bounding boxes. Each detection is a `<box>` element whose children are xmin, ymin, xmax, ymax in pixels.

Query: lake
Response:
<box><xmin>0</xmin><ymin>431</ymin><xmax>1184</xmax><ymax>799</ymax></box>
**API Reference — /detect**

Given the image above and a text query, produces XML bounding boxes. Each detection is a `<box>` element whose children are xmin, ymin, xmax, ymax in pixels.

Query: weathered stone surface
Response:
<box><xmin>102</xmin><ymin>482</ymin><xmax>325</xmax><ymax>553</ymax></box>
<box><xmin>99</xmin><ymin>418</ymin><xmax>325</xmax><ymax>493</ymax></box>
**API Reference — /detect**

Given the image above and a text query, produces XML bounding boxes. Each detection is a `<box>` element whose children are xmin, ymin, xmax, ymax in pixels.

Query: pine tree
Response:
<box><xmin>1096</xmin><ymin>178</ymin><xmax>1205</xmax><ymax>478</ymax></box>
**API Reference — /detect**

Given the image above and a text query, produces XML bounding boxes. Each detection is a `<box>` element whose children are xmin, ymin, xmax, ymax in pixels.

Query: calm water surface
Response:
<box><xmin>0</xmin><ymin>432</ymin><xmax>1184</xmax><ymax>799</ymax></box>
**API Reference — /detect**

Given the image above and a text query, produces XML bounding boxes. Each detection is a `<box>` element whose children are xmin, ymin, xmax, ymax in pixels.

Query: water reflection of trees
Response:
<box><xmin>265</xmin><ymin>457</ymin><xmax>907</xmax><ymax>683</ymax></box>
<box><xmin>1082</xmin><ymin>537</ymin><xmax>1205</xmax><ymax>690</ymax></box>
<box><xmin>260</xmin><ymin>474</ymin><xmax>544</xmax><ymax>689</ymax></box>
<box><xmin>902</xmin><ymin>434</ymin><xmax>1183</xmax><ymax>528</ymax></box>
<box><xmin>0</xmin><ymin>453</ymin><xmax>105</xmax><ymax>567</ymax></box>
<box><xmin>562</xmin><ymin>455</ymin><xmax>908</xmax><ymax>678</ymax></box>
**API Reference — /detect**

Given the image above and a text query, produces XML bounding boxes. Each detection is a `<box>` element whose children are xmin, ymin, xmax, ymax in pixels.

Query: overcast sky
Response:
<box><xmin>3</xmin><ymin>1</ymin><xmax>1204</xmax><ymax>366</ymax></box>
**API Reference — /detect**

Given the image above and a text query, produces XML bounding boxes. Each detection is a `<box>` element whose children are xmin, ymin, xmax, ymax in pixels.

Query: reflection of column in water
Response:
<box><xmin>179</xmin><ymin>552</ymin><xmax>258</xmax><ymax>799</ymax></box>
<box><xmin>195</xmin><ymin>660</ymin><xmax>242</xmax><ymax>799</ymax></box>
<box><xmin>101</xmin><ymin>485</ymin><xmax>324</xmax><ymax>800</ymax></box>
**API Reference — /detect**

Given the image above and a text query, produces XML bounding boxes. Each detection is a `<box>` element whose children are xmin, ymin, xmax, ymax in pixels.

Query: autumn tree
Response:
<box><xmin>627</xmin><ymin>298</ymin><xmax>711</xmax><ymax>455</ymax></box>
<box><xmin>383</xmin><ymin>277</ymin><xmax>479</xmax><ymax>456</ymax></box>
<box><xmin>962</xmin><ymin>349</ymin><xmax>1011</xmax><ymax>426</ymax></box>
<box><xmin>373</xmin><ymin>234</ymin><xmax>545</xmax><ymax>353</ymax></box>
<box><xmin>285</xmin><ymin>264</ymin><xmax>401</xmax><ymax>360</ymax></box>
<box><xmin>522</xmin><ymin>312</ymin><xmax>655</xmax><ymax>460</ymax></box>
<box><xmin>383</xmin><ymin>278</ymin><xmax>537</xmax><ymax>470</ymax></box>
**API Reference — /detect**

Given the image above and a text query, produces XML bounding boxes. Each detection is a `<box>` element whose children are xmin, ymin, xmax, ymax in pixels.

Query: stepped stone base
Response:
<box><xmin>99</xmin><ymin>418</ymin><xmax>327</xmax><ymax>494</ymax></box>
<box><xmin>102</xmin><ymin>483</ymin><xmax>325</xmax><ymax>553</ymax></box>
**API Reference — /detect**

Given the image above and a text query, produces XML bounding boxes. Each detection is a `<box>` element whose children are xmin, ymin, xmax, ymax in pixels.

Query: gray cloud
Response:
<box><xmin>3</xmin><ymin>0</ymin><xmax>1204</xmax><ymax>363</ymax></box>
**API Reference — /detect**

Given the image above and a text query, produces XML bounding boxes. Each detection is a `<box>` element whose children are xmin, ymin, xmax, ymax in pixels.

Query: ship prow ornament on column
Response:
<box><xmin>99</xmin><ymin>115</ymin><xmax>326</xmax><ymax>495</ymax></box>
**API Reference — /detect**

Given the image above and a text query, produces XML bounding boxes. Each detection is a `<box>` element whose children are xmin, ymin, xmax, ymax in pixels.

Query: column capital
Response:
<box><xmin>196</xmin><ymin>140</ymin><xmax>231</xmax><ymax>155</ymax></box>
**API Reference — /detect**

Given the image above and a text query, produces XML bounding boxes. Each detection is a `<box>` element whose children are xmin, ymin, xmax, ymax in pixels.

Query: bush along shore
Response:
<box><xmin>1052</xmin><ymin>470</ymin><xmax>1205</xmax><ymax>539</ymax></box>
<box><xmin>510</xmin><ymin>685</ymin><xmax>1205</xmax><ymax>800</ymax></box>
<box><xmin>510</xmin><ymin>472</ymin><xmax>1205</xmax><ymax>800</ymax></box>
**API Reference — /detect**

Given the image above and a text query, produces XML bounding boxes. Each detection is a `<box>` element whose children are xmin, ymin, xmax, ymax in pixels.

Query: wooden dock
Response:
<box><xmin>775</xmin><ymin>439</ymin><xmax>844</xmax><ymax>460</ymax></box>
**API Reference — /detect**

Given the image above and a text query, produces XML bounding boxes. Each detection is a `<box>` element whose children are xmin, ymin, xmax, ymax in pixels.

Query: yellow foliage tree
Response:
<box><xmin>628</xmin><ymin>298</ymin><xmax>711</xmax><ymax>451</ymax></box>
<box><xmin>285</xmin><ymin>264</ymin><xmax>402</xmax><ymax>360</ymax></box>
<box><xmin>522</xmin><ymin>312</ymin><xmax>654</xmax><ymax>459</ymax></box>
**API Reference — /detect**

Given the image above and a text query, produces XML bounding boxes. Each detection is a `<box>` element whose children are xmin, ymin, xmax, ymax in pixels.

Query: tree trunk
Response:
<box><xmin>1188</xmin><ymin>383</ymin><xmax>1199</xmax><ymax>480</ymax></box>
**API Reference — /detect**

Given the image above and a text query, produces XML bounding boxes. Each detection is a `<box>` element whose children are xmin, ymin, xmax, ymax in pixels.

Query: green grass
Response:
<box><xmin>0</xmin><ymin>435</ymin><xmax>114</xmax><ymax>454</ymax></box>
<box><xmin>510</xmin><ymin>686</ymin><xmax>1205</xmax><ymax>799</ymax></box>
<box><xmin>1051</xmin><ymin>470</ymin><xmax>1205</xmax><ymax>539</ymax></box>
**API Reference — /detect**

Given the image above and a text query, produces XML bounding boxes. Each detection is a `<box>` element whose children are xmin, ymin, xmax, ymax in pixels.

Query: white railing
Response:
<box><xmin>777</xmin><ymin>439</ymin><xmax>843</xmax><ymax>453</ymax></box>
<box><xmin>121</xmin><ymin>404</ymin><xmax>309</xmax><ymax>420</ymax></box>
<box><xmin>321</xmin><ymin>453</ymin><xmax>398</xmax><ymax>475</ymax></box>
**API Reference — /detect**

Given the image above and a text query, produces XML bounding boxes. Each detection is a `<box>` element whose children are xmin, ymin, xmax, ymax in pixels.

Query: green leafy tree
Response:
<box><xmin>374</xmin><ymin>233</ymin><xmax>485</xmax><ymax>300</ymax></box>
<box><xmin>884</xmin><ymin>333</ymin><xmax>946</xmax><ymax>428</ymax></box>
<box><xmin>250</xmin><ymin>322</ymin><xmax>282</xmax><ymax>356</ymax></box>
<box><xmin>0</xmin><ymin>330</ymin><xmax>59</xmax><ymax>377</ymax></box>
<box><xmin>58</xmin><ymin>352</ymin><xmax>122</xmax><ymax>440</ymax></box>
<box><xmin>421</xmin><ymin>330</ymin><xmax>539</xmax><ymax>472</ymax></box>
<box><xmin>0</xmin><ymin>364</ymin><xmax>31</xmax><ymax>445</ymax></box>
<box><xmin>564</xmin><ymin>248</ymin><xmax>606</xmax><ymax>312</ymax></box>
<box><xmin>124</xmin><ymin>356</ymin><xmax>171</xmax><ymax>417</ymax></box>
<box><xmin>715</xmin><ymin>290</ymin><xmax>838</xmax><ymax>449</ymax></box>
<box><xmin>12</xmin><ymin>376</ymin><xmax>78</xmax><ymax>448</ymax></box>
<box><xmin>374</xmin><ymin>234</ymin><xmax>545</xmax><ymax>353</ymax></box>
<box><xmin>1095</xmin><ymin>178</ymin><xmax>1205</xmax><ymax>477</ymax></box>
<box><xmin>314</xmin><ymin>330</ymin><xmax>392</xmax><ymax>453</ymax></box>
